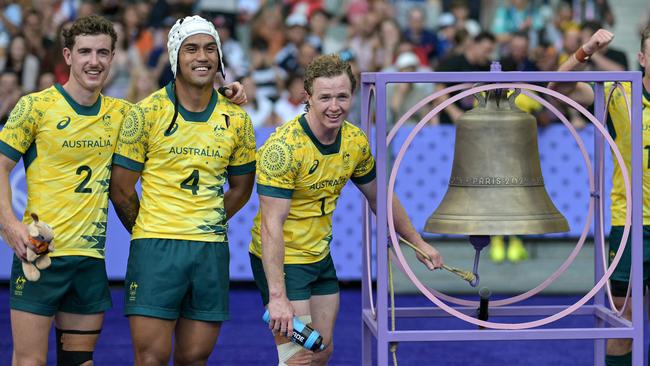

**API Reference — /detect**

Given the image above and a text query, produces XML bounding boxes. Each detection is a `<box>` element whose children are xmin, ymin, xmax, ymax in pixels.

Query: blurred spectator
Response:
<box><xmin>276</xmin><ymin>12</ymin><xmax>309</xmax><ymax>76</ymax></box>
<box><xmin>307</xmin><ymin>8</ymin><xmax>330</xmax><ymax>53</ymax></box>
<box><xmin>104</xmin><ymin>22</ymin><xmax>142</xmax><ymax>99</ymax></box>
<box><xmin>387</xmin><ymin>51</ymin><xmax>434</xmax><ymax>125</ymax></box>
<box><xmin>446</xmin><ymin>0</ymin><xmax>481</xmax><ymax>36</ymax></box>
<box><xmin>580</xmin><ymin>20</ymin><xmax>627</xmax><ymax>71</ymax></box>
<box><xmin>348</xmin><ymin>10</ymin><xmax>382</xmax><ymax>72</ymax></box>
<box><xmin>37</xmin><ymin>71</ymin><xmax>56</xmax><ymax>91</ymax></box>
<box><xmin>0</xmin><ymin>0</ymin><xmax>21</xmax><ymax>59</ymax></box>
<box><xmin>126</xmin><ymin>67</ymin><xmax>157</xmax><ymax>103</ymax></box>
<box><xmin>250</xmin><ymin>37</ymin><xmax>283</xmax><ymax>102</ymax></box>
<box><xmin>22</xmin><ymin>9</ymin><xmax>53</xmax><ymax>62</ymax></box>
<box><xmin>540</xmin><ymin>1</ymin><xmax>578</xmax><ymax>51</ymax></box>
<box><xmin>569</xmin><ymin>0</ymin><xmax>614</xmax><ymax>28</ymax></box>
<box><xmin>557</xmin><ymin>24</ymin><xmax>582</xmax><ymax>65</ymax></box>
<box><xmin>0</xmin><ymin>70</ymin><xmax>21</xmax><ymax>125</ymax></box>
<box><xmin>241</xmin><ymin>74</ymin><xmax>274</xmax><ymax>128</ymax></box>
<box><xmin>1</xmin><ymin>34</ymin><xmax>39</xmax><ymax>93</ymax></box>
<box><xmin>122</xmin><ymin>3</ymin><xmax>154</xmax><ymax>63</ymax></box>
<box><xmin>403</xmin><ymin>6</ymin><xmax>439</xmax><ymax>66</ymax></box>
<box><xmin>296</xmin><ymin>41</ymin><xmax>318</xmax><ymax>74</ymax></box>
<box><xmin>491</xmin><ymin>0</ymin><xmax>547</xmax><ymax>49</ymax></box>
<box><xmin>273</xmin><ymin>72</ymin><xmax>306</xmax><ymax>125</ymax></box>
<box><xmin>374</xmin><ymin>19</ymin><xmax>403</xmax><ymax>71</ymax></box>
<box><xmin>500</xmin><ymin>31</ymin><xmax>538</xmax><ymax>71</ymax></box>
<box><xmin>250</xmin><ymin>4</ymin><xmax>286</xmax><ymax>58</ymax></box>
<box><xmin>214</xmin><ymin>15</ymin><xmax>249</xmax><ymax>79</ymax></box>
<box><xmin>435</xmin><ymin>31</ymin><xmax>496</xmax><ymax>124</ymax></box>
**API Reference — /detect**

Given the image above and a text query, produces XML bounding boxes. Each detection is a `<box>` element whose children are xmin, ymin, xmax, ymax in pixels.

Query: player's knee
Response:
<box><xmin>607</xmin><ymin>338</ymin><xmax>633</xmax><ymax>355</ymax></box>
<box><xmin>55</xmin><ymin>328</ymin><xmax>100</xmax><ymax>366</ymax></box>
<box><xmin>312</xmin><ymin>343</ymin><xmax>333</xmax><ymax>366</ymax></box>
<box><xmin>12</xmin><ymin>351</ymin><xmax>47</xmax><ymax>366</ymax></box>
<box><xmin>173</xmin><ymin>345</ymin><xmax>212</xmax><ymax>366</ymax></box>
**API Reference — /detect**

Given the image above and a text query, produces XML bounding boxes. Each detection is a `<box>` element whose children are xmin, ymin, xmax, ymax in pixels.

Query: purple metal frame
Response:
<box><xmin>360</xmin><ymin>71</ymin><xmax>644</xmax><ymax>366</ymax></box>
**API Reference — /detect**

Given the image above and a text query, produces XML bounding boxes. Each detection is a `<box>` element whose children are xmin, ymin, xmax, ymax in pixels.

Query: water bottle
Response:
<box><xmin>262</xmin><ymin>309</ymin><xmax>326</xmax><ymax>352</ymax></box>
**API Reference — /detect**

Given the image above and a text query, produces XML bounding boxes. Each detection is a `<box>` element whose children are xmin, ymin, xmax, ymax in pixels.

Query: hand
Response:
<box><xmin>582</xmin><ymin>29</ymin><xmax>614</xmax><ymax>55</ymax></box>
<box><xmin>412</xmin><ymin>238</ymin><xmax>443</xmax><ymax>270</ymax></box>
<box><xmin>1</xmin><ymin>220</ymin><xmax>34</xmax><ymax>261</ymax></box>
<box><xmin>220</xmin><ymin>81</ymin><xmax>248</xmax><ymax>105</ymax></box>
<box><xmin>267</xmin><ymin>296</ymin><xmax>295</xmax><ymax>339</ymax></box>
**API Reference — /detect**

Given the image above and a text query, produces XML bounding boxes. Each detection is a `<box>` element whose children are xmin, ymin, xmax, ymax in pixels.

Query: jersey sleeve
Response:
<box><xmin>351</xmin><ymin>133</ymin><xmax>376</xmax><ymax>185</ymax></box>
<box><xmin>228</xmin><ymin>112</ymin><xmax>256</xmax><ymax>175</ymax></box>
<box><xmin>0</xmin><ymin>95</ymin><xmax>39</xmax><ymax>161</ymax></box>
<box><xmin>256</xmin><ymin>137</ymin><xmax>299</xmax><ymax>199</ymax></box>
<box><xmin>604</xmin><ymin>82</ymin><xmax>630</xmax><ymax>139</ymax></box>
<box><xmin>113</xmin><ymin>104</ymin><xmax>149</xmax><ymax>172</ymax></box>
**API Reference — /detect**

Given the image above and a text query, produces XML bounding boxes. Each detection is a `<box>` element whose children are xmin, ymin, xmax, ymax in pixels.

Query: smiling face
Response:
<box><xmin>176</xmin><ymin>33</ymin><xmax>220</xmax><ymax>88</ymax></box>
<box><xmin>306</xmin><ymin>73</ymin><xmax>353</xmax><ymax>133</ymax></box>
<box><xmin>63</xmin><ymin>34</ymin><xmax>114</xmax><ymax>94</ymax></box>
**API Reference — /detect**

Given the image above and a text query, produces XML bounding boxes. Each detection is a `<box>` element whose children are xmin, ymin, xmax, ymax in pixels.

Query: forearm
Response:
<box><xmin>391</xmin><ymin>196</ymin><xmax>424</xmax><ymax>245</ymax></box>
<box><xmin>261</xmin><ymin>226</ymin><xmax>287</xmax><ymax>300</ymax></box>
<box><xmin>0</xmin><ymin>169</ymin><xmax>19</xmax><ymax>229</ymax></box>
<box><xmin>109</xmin><ymin>187</ymin><xmax>140</xmax><ymax>233</ymax></box>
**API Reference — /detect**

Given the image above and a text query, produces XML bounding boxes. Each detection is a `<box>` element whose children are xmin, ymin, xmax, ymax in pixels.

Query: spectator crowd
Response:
<box><xmin>0</xmin><ymin>0</ymin><xmax>648</xmax><ymax>128</ymax></box>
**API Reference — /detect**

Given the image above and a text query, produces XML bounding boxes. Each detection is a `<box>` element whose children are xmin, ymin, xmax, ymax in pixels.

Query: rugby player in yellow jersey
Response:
<box><xmin>249</xmin><ymin>54</ymin><xmax>444</xmax><ymax>365</ymax></box>
<box><xmin>109</xmin><ymin>16</ymin><xmax>256</xmax><ymax>365</ymax></box>
<box><xmin>549</xmin><ymin>26</ymin><xmax>650</xmax><ymax>366</ymax></box>
<box><xmin>0</xmin><ymin>16</ymin><xmax>127</xmax><ymax>366</ymax></box>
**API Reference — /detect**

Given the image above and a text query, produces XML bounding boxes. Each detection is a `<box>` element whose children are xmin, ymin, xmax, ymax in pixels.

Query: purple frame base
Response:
<box><xmin>360</xmin><ymin>71</ymin><xmax>644</xmax><ymax>366</ymax></box>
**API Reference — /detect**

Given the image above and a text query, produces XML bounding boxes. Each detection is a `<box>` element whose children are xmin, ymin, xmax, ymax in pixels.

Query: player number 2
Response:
<box><xmin>181</xmin><ymin>169</ymin><xmax>200</xmax><ymax>195</ymax></box>
<box><xmin>75</xmin><ymin>165</ymin><xmax>93</xmax><ymax>193</ymax></box>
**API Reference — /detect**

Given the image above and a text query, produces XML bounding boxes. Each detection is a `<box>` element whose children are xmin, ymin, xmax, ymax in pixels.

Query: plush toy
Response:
<box><xmin>23</xmin><ymin>213</ymin><xmax>55</xmax><ymax>281</ymax></box>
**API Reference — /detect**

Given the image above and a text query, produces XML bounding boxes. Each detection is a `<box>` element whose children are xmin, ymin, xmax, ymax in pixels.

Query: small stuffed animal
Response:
<box><xmin>23</xmin><ymin>213</ymin><xmax>55</xmax><ymax>281</ymax></box>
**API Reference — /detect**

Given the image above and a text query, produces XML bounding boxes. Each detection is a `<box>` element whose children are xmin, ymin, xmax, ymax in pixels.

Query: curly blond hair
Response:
<box><xmin>304</xmin><ymin>54</ymin><xmax>356</xmax><ymax>96</ymax></box>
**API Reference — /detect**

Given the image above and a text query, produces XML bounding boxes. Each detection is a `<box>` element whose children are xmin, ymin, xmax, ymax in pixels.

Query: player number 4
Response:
<box><xmin>181</xmin><ymin>169</ymin><xmax>200</xmax><ymax>195</ymax></box>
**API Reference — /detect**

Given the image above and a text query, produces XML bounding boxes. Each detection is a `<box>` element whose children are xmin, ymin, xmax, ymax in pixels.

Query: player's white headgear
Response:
<box><xmin>167</xmin><ymin>15</ymin><xmax>225</xmax><ymax>79</ymax></box>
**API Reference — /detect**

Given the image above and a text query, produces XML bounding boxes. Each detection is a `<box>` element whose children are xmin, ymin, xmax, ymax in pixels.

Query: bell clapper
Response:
<box><xmin>468</xmin><ymin>235</ymin><xmax>490</xmax><ymax>287</ymax></box>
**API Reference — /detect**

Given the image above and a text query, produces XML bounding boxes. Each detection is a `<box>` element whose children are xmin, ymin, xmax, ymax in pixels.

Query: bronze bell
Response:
<box><xmin>425</xmin><ymin>89</ymin><xmax>569</xmax><ymax>235</ymax></box>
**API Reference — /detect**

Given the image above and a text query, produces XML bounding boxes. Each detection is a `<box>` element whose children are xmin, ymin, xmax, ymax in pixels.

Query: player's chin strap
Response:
<box><xmin>55</xmin><ymin>328</ymin><xmax>101</xmax><ymax>366</ymax></box>
<box><xmin>165</xmin><ymin>80</ymin><xmax>180</xmax><ymax>136</ymax></box>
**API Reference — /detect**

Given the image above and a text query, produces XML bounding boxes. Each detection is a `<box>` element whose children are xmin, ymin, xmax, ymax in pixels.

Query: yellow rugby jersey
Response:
<box><xmin>249</xmin><ymin>114</ymin><xmax>376</xmax><ymax>264</ymax></box>
<box><xmin>113</xmin><ymin>84</ymin><xmax>256</xmax><ymax>242</ymax></box>
<box><xmin>0</xmin><ymin>84</ymin><xmax>131</xmax><ymax>258</ymax></box>
<box><xmin>605</xmin><ymin>82</ymin><xmax>650</xmax><ymax>225</ymax></box>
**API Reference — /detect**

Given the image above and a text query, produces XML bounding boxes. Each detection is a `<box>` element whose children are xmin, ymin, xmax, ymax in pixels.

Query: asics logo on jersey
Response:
<box><xmin>222</xmin><ymin>113</ymin><xmax>230</xmax><ymax>128</ymax></box>
<box><xmin>164</xmin><ymin>122</ymin><xmax>179</xmax><ymax>136</ymax></box>
<box><xmin>308</xmin><ymin>160</ymin><xmax>319</xmax><ymax>174</ymax></box>
<box><xmin>56</xmin><ymin>117</ymin><xmax>71</xmax><ymax>130</ymax></box>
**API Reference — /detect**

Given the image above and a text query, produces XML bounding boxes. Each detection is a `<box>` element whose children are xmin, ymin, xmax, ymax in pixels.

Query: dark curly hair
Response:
<box><xmin>304</xmin><ymin>54</ymin><xmax>356</xmax><ymax>96</ymax></box>
<box><xmin>63</xmin><ymin>15</ymin><xmax>117</xmax><ymax>51</ymax></box>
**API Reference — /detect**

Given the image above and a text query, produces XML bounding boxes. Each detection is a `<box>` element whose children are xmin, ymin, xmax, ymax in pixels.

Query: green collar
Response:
<box><xmin>55</xmin><ymin>83</ymin><xmax>101</xmax><ymax>116</ymax></box>
<box><xmin>299</xmin><ymin>114</ymin><xmax>341</xmax><ymax>155</ymax></box>
<box><xmin>165</xmin><ymin>82</ymin><xmax>218</xmax><ymax>122</ymax></box>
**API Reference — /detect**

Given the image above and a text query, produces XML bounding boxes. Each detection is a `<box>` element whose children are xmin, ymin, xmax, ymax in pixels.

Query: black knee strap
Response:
<box><xmin>55</xmin><ymin>328</ymin><xmax>101</xmax><ymax>366</ymax></box>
